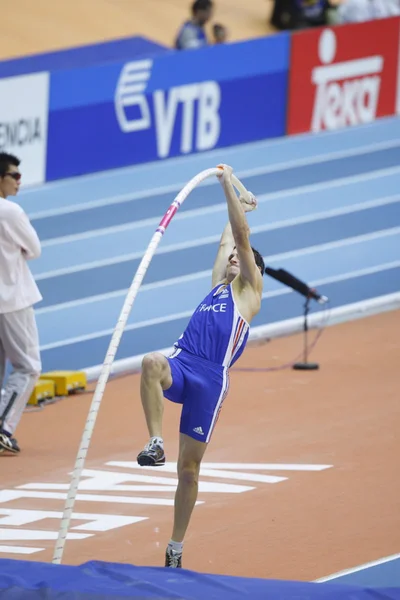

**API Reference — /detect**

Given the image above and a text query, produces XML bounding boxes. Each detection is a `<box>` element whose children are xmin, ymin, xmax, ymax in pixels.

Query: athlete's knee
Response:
<box><xmin>141</xmin><ymin>353</ymin><xmax>169</xmax><ymax>382</ymax></box>
<box><xmin>178</xmin><ymin>458</ymin><xmax>201</xmax><ymax>486</ymax></box>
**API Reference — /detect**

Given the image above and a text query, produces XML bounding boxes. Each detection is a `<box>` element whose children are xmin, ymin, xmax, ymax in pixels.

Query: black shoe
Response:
<box><xmin>137</xmin><ymin>439</ymin><xmax>165</xmax><ymax>466</ymax></box>
<box><xmin>0</xmin><ymin>433</ymin><xmax>20</xmax><ymax>454</ymax></box>
<box><xmin>165</xmin><ymin>547</ymin><xmax>182</xmax><ymax>568</ymax></box>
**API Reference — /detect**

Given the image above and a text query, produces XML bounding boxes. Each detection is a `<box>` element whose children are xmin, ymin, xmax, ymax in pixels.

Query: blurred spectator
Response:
<box><xmin>333</xmin><ymin>0</ymin><xmax>400</xmax><ymax>23</ymax></box>
<box><xmin>270</xmin><ymin>0</ymin><xmax>333</xmax><ymax>29</ymax></box>
<box><xmin>213</xmin><ymin>23</ymin><xmax>228</xmax><ymax>44</ymax></box>
<box><xmin>175</xmin><ymin>0</ymin><xmax>214</xmax><ymax>50</ymax></box>
<box><xmin>269</xmin><ymin>0</ymin><xmax>399</xmax><ymax>29</ymax></box>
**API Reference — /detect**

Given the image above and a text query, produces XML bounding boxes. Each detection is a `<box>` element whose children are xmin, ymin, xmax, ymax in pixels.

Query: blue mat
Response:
<box><xmin>0</xmin><ymin>559</ymin><xmax>399</xmax><ymax>599</ymax></box>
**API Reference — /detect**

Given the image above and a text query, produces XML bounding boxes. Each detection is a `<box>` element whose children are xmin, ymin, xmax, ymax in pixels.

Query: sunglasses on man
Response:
<box><xmin>4</xmin><ymin>172</ymin><xmax>21</xmax><ymax>181</ymax></box>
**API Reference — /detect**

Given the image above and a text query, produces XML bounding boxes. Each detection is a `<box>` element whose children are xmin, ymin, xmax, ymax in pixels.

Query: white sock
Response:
<box><xmin>150</xmin><ymin>436</ymin><xmax>164</xmax><ymax>447</ymax></box>
<box><xmin>168</xmin><ymin>539</ymin><xmax>183</xmax><ymax>553</ymax></box>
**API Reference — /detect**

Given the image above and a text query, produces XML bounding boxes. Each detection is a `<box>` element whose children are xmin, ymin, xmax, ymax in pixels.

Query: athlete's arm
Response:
<box><xmin>211</xmin><ymin>221</ymin><xmax>235</xmax><ymax>288</ymax></box>
<box><xmin>211</xmin><ymin>195</ymin><xmax>258</xmax><ymax>288</ymax></box>
<box><xmin>217</xmin><ymin>164</ymin><xmax>262</xmax><ymax>291</ymax></box>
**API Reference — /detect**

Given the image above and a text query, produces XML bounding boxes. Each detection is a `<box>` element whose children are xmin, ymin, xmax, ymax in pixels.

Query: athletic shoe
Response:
<box><xmin>0</xmin><ymin>433</ymin><xmax>20</xmax><ymax>454</ymax></box>
<box><xmin>137</xmin><ymin>439</ymin><xmax>165</xmax><ymax>466</ymax></box>
<box><xmin>165</xmin><ymin>547</ymin><xmax>182</xmax><ymax>568</ymax></box>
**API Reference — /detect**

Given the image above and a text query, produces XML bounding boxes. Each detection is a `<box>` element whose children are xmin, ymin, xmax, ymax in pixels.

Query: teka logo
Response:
<box><xmin>287</xmin><ymin>17</ymin><xmax>399</xmax><ymax>135</ymax></box>
<box><xmin>311</xmin><ymin>29</ymin><xmax>383</xmax><ymax>132</ymax></box>
<box><xmin>114</xmin><ymin>60</ymin><xmax>221</xmax><ymax>159</ymax></box>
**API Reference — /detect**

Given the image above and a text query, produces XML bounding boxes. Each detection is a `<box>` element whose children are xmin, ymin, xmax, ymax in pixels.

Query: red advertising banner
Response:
<box><xmin>287</xmin><ymin>17</ymin><xmax>400</xmax><ymax>135</ymax></box>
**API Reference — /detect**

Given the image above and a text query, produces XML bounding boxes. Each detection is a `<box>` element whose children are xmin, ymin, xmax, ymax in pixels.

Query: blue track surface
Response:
<box><xmin>15</xmin><ymin>116</ymin><xmax>400</xmax><ymax>372</ymax></box>
<box><xmin>324</xmin><ymin>557</ymin><xmax>400</xmax><ymax>587</ymax></box>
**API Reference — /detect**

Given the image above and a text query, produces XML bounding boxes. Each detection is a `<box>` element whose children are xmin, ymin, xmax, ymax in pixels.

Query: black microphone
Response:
<box><xmin>265</xmin><ymin>267</ymin><xmax>329</xmax><ymax>305</ymax></box>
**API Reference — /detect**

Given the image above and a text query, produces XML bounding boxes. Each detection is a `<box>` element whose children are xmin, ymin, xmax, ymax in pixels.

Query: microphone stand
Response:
<box><xmin>292</xmin><ymin>295</ymin><xmax>319</xmax><ymax>371</ymax></box>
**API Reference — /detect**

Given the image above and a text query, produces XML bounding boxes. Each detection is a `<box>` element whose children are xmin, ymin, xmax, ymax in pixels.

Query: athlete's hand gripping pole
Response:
<box><xmin>217</xmin><ymin>163</ymin><xmax>258</xmax><ymax>213</ymax></box>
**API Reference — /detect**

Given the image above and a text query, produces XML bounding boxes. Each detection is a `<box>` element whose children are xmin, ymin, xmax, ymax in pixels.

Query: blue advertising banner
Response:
<box><xmin>0</xmin><ymin>35</ymin><xmax>168</xmax><ymax>78</ymax></box>
<box><xmin>46</xmin><ymin>34</ymin><xmax>290</xmax><ymax>180</ymax></box>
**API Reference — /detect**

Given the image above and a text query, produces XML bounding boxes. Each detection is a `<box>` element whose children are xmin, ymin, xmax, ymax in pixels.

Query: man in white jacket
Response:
<box><xmin>0</xmin><ymin>152</ymin><xmax>42</xmax><ymax>454</ymax></box>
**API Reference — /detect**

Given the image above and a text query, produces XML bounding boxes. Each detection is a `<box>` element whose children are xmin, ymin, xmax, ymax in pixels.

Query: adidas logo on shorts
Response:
<box><xmin>193</xmin><ymin>426</ymin><xmax>204</xmax><ymax>435</ymax></box>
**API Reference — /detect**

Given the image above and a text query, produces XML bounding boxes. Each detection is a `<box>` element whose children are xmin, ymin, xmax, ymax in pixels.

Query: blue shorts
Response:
<box><xmin>163</xmin><ymin>348</ymin><xmax>230</xmax><ymax>443</ymax></box>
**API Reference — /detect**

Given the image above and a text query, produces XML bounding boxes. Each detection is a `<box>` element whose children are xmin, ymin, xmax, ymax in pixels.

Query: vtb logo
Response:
<box><xmin>114</xmin><ymin>60</ymin><xmax>221</xmax><ymax>158</ymax></box>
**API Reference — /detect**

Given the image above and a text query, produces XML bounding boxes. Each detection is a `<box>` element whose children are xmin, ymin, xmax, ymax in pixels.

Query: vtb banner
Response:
<box><xmin>287</xmin><ymin>17</ymin><xmax>400</xmax><ymax>135</ymax></box>
<box><xmin>46</xmin><ymin>34</ymin><xmax>289</xmax><ymax>181</ymax></box>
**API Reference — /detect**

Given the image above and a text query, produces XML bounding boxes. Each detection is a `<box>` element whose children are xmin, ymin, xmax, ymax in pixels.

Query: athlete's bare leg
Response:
<box><xmin>137</xmin><ymin>353</ymin><xmax>172</xmax><ymax>467</ymax></box>
<box><xmin>164</xmin><ymin>433</ymin><xmax>208</xmax><ymax>567</ymax></box>
<box><xmin>140</xmin><ymin>352</ymin><xmax>172</xmax><ymax>438</ymax></box>
<box><xmin>171</xmin><ymin>433</ymin><xmax>208</xmax><ymax>542</ymax></box>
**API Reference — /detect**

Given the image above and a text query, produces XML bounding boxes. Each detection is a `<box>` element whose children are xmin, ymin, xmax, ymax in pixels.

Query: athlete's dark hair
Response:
<box><xmin>0</xmin><ymin>152</ymin><xmax>20</xmax><ymax>178</ymax></box>
<box><xmin>252</xmin><ymin>247</ymin><xmax>265</xmax><ymax>275</ymax></box>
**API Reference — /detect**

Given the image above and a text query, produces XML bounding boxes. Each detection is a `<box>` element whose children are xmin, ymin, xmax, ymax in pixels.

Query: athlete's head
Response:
<box><xmin>226</xmin><ymin>246</ymin><xmax>265</xmax><ymax>282</ymax></box>
<box><xmin>0</xmin><ymin>152</ymin><xmax>21</xmax><ymax>198</ymax></box>
<box><xmin>192</xmin><ymin>0</ymin><xmax>213</xmax><ymax>26</ymax></box>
